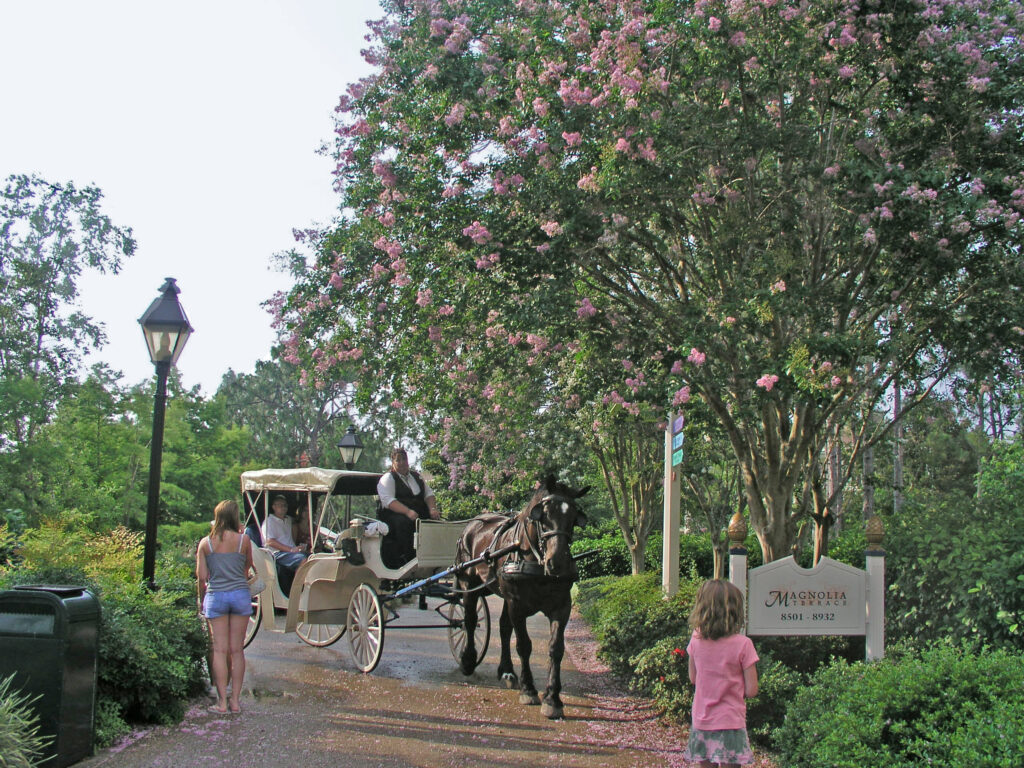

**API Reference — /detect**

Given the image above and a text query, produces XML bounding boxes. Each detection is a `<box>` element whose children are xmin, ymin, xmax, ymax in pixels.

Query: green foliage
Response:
<box><xmin>92</xmin><ymin>698</ymin><xmax>131</xmax><ymax>749</ymax></box>
<box><xmin>572</xmin><ymin>521</ymin><xmax>715</xmax><ymax>579</ymax></box>
<box><xmin>773</xmin><ymin>644</ymin><xmax>1024</xmax><ymax>768</ymax></box>
<box><xmin>0</xmin><ymin>674</ymin><xmax>50</xmax><ymax>768</ymax></box>
<box><xmin>794</xmin><ymin>525</ymin><xmax>868</xmax><ymax>569</ymax></box>
<box><xmin>2</xmin><ymin>520</ymin><xmax>208</xmax><ymax>747</ymax></box>
<box><xmin>886</xmin><ymin>439</ymin><xmax>1024</xmax><ymax>651</ymax></box>
<box><xmin>1</xmin><ymin>175</ymin><xmax>135</xmax><ymax>518</ymax></box>
<box><xmin>575</xmin><ymin>572</ymin><xmax>697</xmax><ymax>677</ymax></box>
<box><xmin>631</xmin><ymin>636</ymin><xmax>692</xmax><ymax>718</ymax></box>
<box><xmin>217</xmin><ymin>359</ymin><xmax>364</xmax><ymax>469</ymax></box>
<box><xmin>96</xmin><ymin>581</ymin><xmax>207</xmax><ymax>726</ymax></box>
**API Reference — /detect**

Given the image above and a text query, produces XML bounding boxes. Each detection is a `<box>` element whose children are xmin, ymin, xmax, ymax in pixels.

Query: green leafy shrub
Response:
<box><xmin>2</xmin><ymin>520</ymin><xmax>209</xmax><ymax>747</ymax></box>
<box><xmin>572</xmin><ymin>525</ymin><xmax>632</xmax><ymax>578</ymax></box>
<box><xmin>631</xmin><ymin>635</ymin><xmax>692</xmax><ymax>718</ymax></box>
<box><xmin>575</xmin><ymin>572</ymin><xmax>697</xmax><ymax>676</ymax></box>
<box><xmin>93</xmin><ymin>698</ymin><xmax>130</xmax><ymax>749</ymax></box>
<box><xmin>773</xmin><ymin>644</ymin><xmax>1024</xmax><ymax>768</ymax></box>
<box><xmin>571</xmin><ymin>521</ymin><xmax>724</xmax><ymax>579</ymax></box>
<box><xmin>0</xmin><ymin>674</ymin><xmax>50</xmax><ymax>768</ymax></box>
<box><xmin>97</xmin><ymin>581</ymin><xmax>207</xmax><ymax>725</ymax></box>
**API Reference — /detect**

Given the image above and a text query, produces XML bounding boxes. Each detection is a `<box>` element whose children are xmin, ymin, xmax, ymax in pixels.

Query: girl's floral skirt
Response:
<box><xmin>683</xmin><ymin>727</ymin><xmax>753</xmax><ymax>765</ymax></box>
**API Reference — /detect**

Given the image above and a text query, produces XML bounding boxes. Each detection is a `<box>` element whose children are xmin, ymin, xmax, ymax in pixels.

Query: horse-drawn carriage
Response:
<box><xmin>240</xmin><ymin>467</ymin><xmax>490</xmax><ymax>673</ymax></box>
<box><xmin>240</xmin><ymin>466</ymin><xmax>589</xmax><ymax>718</ymax></box>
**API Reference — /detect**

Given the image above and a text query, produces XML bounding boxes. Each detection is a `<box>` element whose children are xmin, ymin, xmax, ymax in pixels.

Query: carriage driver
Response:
<box><xmin>376</xmin><ymin>448</ymin><xmax>440</xmax><ymax>568</ymax></box>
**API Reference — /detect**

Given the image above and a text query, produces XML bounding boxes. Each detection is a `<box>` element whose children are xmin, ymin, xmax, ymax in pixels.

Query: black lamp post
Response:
<box><xmin>337</xmin><ymin>425</ymin><xmax>363</xmax><ymax>524</ymax></box>
<box><xmin>139</xmin><ymin>278</ymin><xmax>193</xmax><ymax>589</ymax></box>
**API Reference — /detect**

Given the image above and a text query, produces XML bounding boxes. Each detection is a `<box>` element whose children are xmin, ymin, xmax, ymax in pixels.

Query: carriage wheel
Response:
<box><xmin>296</xmin><ymin>619</ymin><xmax>345</xmax><ymax>647</ymax></box>
<box><xmin>445</xmin><ymin>595</ymin><xmax>491</xmax><ymax>667</ymax></box>
<box><xmin>347</xmin><ymin>583</ymin><xmax>385</xmax><ymax>673</ymax></box>
<box><xmin>243</xmin><ymin>594</ymin><xmax>261</xmax><ymax>648</ymax></box>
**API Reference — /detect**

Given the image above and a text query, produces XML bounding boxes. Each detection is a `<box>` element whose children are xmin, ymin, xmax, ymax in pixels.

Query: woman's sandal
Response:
<box><xmin>209</xmin><ymin>704</ymin><xmax>229</xmax><ymax>714</ymax></box>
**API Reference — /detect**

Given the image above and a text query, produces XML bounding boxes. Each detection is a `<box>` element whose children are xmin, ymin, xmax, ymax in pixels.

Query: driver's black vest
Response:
<box><xmin>391</xmin><ymin>471</ymin><xmax>430</xmax><ymax>518</ymax></box>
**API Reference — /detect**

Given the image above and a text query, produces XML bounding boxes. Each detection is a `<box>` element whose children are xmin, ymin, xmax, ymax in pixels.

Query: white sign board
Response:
<box><xmin>747</xmin><ymin>556</ymin><xmax>866</xmax><ymax>636</ymax></box>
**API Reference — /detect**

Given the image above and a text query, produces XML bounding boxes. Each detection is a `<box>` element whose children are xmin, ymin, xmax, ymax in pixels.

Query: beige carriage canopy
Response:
<box><xmin>240</xmin><ymin>467</ymin><xmax>382</xmax><ymax>496</ymax></box>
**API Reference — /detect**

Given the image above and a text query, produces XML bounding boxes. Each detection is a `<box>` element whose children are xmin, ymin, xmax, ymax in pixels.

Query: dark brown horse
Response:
<box><xmin>454</xmin><ymin>475</ymin><xmax>588</xmax><ymax>719</ymax></box>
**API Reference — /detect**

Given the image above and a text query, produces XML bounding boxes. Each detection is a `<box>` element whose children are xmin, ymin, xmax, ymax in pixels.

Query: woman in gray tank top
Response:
<box><xmin>197</xmin><ymin>500</ymin><xmax>254</xmax><ymax>714</ymax></box>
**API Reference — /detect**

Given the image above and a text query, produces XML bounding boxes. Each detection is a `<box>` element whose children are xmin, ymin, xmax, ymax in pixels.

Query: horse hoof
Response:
<box><xmin>541</xmin><ymin>701</ymin><xmax>563</xmax><ymax>719</ymax></box>
<box><xmin>519</xmin><ymin>692</ymin><xmax>541</xmax><ymax>706</ymax></box>
<box><xmin>501</xmin><ymin>673</ymin><xmax>518</xmax><ymax>689</ymax></box>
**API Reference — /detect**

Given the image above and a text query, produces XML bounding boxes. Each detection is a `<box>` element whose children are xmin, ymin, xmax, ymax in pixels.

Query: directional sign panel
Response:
<box><xmin>671</xmin><ymin>414</ymin><xmax>685</xmax><ymax>466</ymax></box>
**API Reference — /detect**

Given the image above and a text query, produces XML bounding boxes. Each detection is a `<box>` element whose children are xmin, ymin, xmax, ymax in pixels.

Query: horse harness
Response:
<box><xmin>487</xmin><ymin>493</ymin><xmax>576</xmax><ymax>582</ymax></box>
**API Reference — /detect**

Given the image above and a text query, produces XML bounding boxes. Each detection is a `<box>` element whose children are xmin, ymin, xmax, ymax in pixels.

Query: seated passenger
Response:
<box><xmin>261</xmin><ymin>494</ymin><xmax>308</xmax><ymax>595</ymax></box>
<box><xmin>376</xmin><ymin>448</ymin><xmax>440</xmax><ymax>568</ymax></box>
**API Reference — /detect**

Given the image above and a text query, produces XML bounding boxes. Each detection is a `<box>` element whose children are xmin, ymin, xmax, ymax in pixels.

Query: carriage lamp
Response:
<box><xmin>139</xmin><ymin>278</ymin><xmax>193</xmax><ymax>590</ymax></box>
<box><xmin>337</xmin><ymin>425</ymin><xmax>364</xmax><ymax>469</ymax></box>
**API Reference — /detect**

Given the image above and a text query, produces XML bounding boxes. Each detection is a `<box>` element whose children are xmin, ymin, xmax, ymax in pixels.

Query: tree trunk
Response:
<box><xmin>862</xmin><ymin>443</ymin><xmax>875</xmax><ymax>520</ymax></box>
<box><xmin>829</xmin><ymin>440</ymin><xmax>843</xmax><ymax>535</ymax></box>
<box><xmin>893</xmin><ymin>384</ymin><xmax>904</xmax><ymax>515</ymax></box>
<box><xmin>711</xmin><ymin>532</ymin><xmax>728</xmax><ymax>579</ymax></box>
<box><xmin>629</xmin><ymin>539</ymin><xmax>646</xmax><ymax>575</ymax></box>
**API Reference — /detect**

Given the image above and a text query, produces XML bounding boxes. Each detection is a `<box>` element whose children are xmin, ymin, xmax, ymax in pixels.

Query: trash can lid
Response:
<box><xmin>6</xmin><ymin>585</ymin><xmax>99</xmax><ymax>622</ymax></box>
<box><xmin>13</xmin><ymin>585</ymin><xmax>87</xmax><ymax>597</ymax></box>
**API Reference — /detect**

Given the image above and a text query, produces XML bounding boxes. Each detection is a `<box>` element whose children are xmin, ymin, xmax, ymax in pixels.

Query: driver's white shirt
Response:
<box><xmin>377</xmin><ymin>471</ymin><xmax>434</xmax><ymax>509</ymax></box>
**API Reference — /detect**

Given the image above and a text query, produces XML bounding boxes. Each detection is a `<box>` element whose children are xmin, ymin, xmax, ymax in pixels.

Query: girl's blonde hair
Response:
<box><xmin>688</xmin><ymin>579</ymin><xmax>745</xmax><ymax>640</ymax></box>
<box><xmin>210</xmin><ymin>500</ymin><xmax>241</xmax><ymax>540</ymax></box>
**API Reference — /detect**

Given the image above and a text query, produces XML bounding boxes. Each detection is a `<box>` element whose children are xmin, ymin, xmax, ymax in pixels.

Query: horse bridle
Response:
<box><xmin>524</xmin><ymin>494</ymin><xmax>574</xmax><ymax>563</ymax></box>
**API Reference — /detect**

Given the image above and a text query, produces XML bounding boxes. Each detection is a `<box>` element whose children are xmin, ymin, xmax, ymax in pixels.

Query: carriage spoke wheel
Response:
<box><xmin>243</xmin><ymin>594</ymin><xmax>261</xmax><ymax>648</ymax></box>
<box><xmin>445</xmin><ymin>596</ymin><xmax>490</xmax><ymax>667</ymax></box>
<box><xmin>346</xmin><ymin>583</ymin><xmax>385</xmax><ymax>673</ymax></box>
<box><xmin>296</xmin><ymin>620</ymin><xmax>345</xmax><ymax>647</ymax></box>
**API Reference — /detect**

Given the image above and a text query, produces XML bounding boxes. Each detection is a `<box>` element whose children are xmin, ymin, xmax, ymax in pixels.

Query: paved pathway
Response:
<box><xmin>80</xmin><ymin>597</ymin><xmax>768</xmax><ymax>768</ymax></box>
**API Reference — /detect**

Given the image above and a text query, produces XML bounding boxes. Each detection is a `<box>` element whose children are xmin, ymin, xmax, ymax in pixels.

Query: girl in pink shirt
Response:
<box><xmin>684</xmin><ymin>579</ymin><xmax>759</xmax><ymax>767</ymax></box>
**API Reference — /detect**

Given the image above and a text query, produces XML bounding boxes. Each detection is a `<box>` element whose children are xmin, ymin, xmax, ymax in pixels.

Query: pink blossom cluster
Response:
<box><xmin>687</xmin><ymin>348</ymin><xmax>706</xmax><ymax>366</ymax></box>
<box><xmin>672</xmin><ymin>386</ymin><xmax>691</xmax><ymax>407</ymax></box>
<box><xmin>462</xmin><ymin>220</ymin><xmax>492</xmax><ymax>244</ymax></box>
<box><xmin>541</xmin><ymin>220</ymin><xmax>563</xmax><ymax>237</ymax></box>
<box><xmin>476</xmin><ymin>252</ymin><xmax>500</xmax><ymax>270</ymax></box>
<box><xmin>577</xmin><ymin>298</ymin><xmax>598</xmax><ymax>318</ymax></box>
<box><xmin>756</xmin><ymin>374</ymin><xmax>779</xmax><ymax>391</ymax></box>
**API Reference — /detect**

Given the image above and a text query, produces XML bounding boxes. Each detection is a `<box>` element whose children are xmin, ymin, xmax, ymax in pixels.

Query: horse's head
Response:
<box><xmin>524</xmin><ymin>474</ymin><xmax>589</xmax><ymax>578</ymax></box>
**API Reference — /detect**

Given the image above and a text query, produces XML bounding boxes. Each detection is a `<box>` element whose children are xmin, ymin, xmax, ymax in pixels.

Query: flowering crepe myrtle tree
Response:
<box><xmin>281</xmin><ymin>0</ymin><xmax>1024</xmax><ymax>562</ymax></box>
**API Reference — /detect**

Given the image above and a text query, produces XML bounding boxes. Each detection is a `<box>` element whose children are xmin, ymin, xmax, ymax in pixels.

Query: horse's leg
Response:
<box><xmin>540</xmin><ymin>600</ymin><xmax>571</xmax><ymax>719</ymax></box>
<box><xmin>510</xmin><ymin>602</ymin><xmax>539</xmax><ymax>706</ymax></box>
<box><xmin>496</xmin><ymin>600</ymin><xmax>518</xmax><ymax>689</ymax></box>
<box><xmin>458</xmin><ymin>577</ymin><xmax>480</xmax><ymax>675</ymax></box>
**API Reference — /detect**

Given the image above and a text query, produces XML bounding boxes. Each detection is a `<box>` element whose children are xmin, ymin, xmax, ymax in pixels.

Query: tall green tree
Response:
<box><xmin>281</xmin><ymin>0</ymin><xmax>1024</xmax><ymax>562</ymax></box>
<box><xmin>217</xmin><ymin>359</ymin><xmax>358</xmax><ymax>468</ymax></box>
<box><xmin>1</xmin><ymin>174</ymin><xmax>135</xmax><ymax>514</ymax></box>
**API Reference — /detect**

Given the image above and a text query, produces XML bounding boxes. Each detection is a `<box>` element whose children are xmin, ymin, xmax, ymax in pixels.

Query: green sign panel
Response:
<box><xmin>672</xmin><ymin>448</ymin><xmax>684</xmax><ymax>466</ymax></box>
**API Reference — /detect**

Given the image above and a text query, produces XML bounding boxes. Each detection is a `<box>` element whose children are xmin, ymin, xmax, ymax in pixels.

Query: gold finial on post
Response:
<box><xmin>727</xmin><ymin>512</ymin><xmax>748</xmax><ymax>546</ymax></box>
<box><xmin>865</xmin><ymin>514</ymin><xmax>885</xmax><ymax>551</ymax></box>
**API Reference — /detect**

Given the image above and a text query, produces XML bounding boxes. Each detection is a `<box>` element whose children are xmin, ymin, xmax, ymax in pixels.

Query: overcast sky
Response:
<box><xmin>0</xmin><ymin>0</ymin><xmax>382</xmax><ymax>394</ymax></box>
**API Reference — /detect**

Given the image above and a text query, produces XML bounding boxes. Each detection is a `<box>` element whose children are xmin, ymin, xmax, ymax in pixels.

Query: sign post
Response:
<box><xmin>662</xmin><ymin>413</ymin><xmax>684</xmax><ymax>597</ymax></box>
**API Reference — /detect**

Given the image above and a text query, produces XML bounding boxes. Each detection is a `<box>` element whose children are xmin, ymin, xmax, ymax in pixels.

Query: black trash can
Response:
<box><xmin>0</xmin><ymin>585</ymin><xmax>100</xmax><ymax>768</ymax></box>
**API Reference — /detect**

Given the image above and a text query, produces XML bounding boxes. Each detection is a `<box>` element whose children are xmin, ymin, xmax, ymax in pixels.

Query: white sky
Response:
<box><xmin>0</xmin><ymin>0</ymin><xmax>382</xmax><ymax>394</ymax></box>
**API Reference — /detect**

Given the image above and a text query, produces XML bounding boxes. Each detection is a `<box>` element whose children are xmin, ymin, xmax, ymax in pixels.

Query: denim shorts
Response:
<box><xmin>203</xmin><ymin>587</ymin><xmax>253</xmax><ymax>619</ymax></box>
